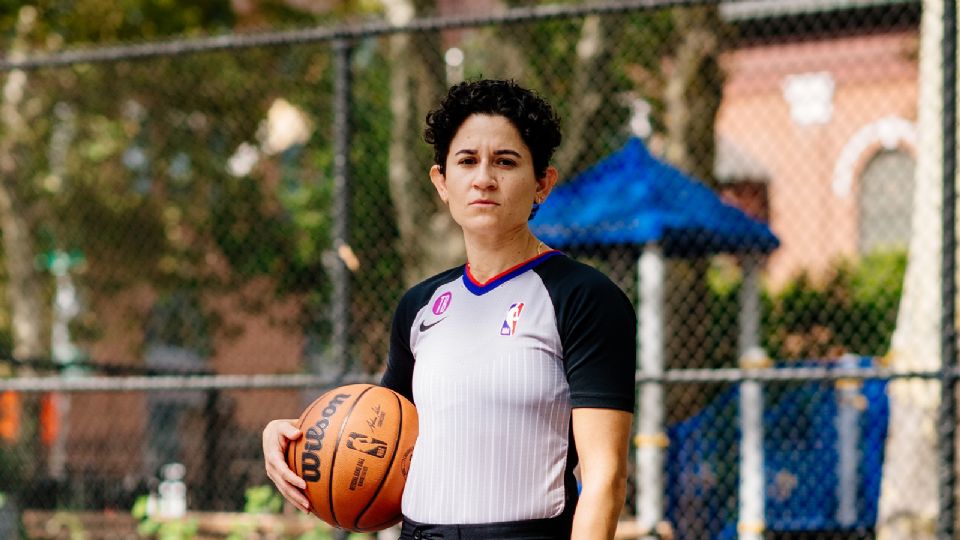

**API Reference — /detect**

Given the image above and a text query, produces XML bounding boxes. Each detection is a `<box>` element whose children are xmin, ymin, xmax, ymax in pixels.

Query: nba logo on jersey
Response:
<box><xmin>500</xmin><ymin>302</ymin><xmax>524</xmax><ymax>336</ymax></box>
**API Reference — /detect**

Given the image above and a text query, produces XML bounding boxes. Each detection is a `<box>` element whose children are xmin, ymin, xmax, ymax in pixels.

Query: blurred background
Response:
<box><xmin>0</xmin><ymin>0</ymin><xmax>954</xmax><ymax>538</ymax></box>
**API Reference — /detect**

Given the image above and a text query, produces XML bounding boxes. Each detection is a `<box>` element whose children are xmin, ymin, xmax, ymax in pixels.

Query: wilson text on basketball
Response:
<box><xmin>301</xmin><ymin>393</ymin><xmax>351</xmax><ymax>482</ymax></box>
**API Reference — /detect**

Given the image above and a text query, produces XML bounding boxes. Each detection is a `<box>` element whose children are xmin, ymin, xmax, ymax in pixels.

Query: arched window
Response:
<box><xmin>858</xmin><ymin>149</ymin><xmax>915</xmax><ymax>254</ymax></box>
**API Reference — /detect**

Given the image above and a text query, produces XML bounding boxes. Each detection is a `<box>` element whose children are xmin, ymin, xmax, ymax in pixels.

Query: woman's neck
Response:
<box><xmin>464</xmin><ymin>228</ymin><xmax>544</xmax><ymax>283</ymax></box>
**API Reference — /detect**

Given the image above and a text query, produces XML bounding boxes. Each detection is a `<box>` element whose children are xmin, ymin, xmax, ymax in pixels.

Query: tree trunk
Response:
<box><xmin>382</xmin><ymin>0</ymin><xmax>463</xmax><ymax>288</ymax></box>
<box><xmin>0</xmin><ymin>5</ymin><xmax>47</xmax><ymax>491</ymax></box>
<box><xmin>660</xmin><ymin>6</ymin><xmax>725</xmax><ymax>403</ymax></box>
<box><xmin>663</xmin><ymin>5</ymin><xmax>724</xmax><ymax>187</ymax></box>
<box><xmin>0</xmin><ymin>6</ymin><xmax>46</xmax><ymax>364</ymax></box>
<box><xmin>494</xmin><ymin>4</ymin><xmax>621</xmax><ymax>180</ymax></box>
<box><xmin>877</xmin><ymin>1</ymin><xmax>949</xmax><ymax>538</ymax></box>
<box><xmin>551</xmin><ymin>15</ymin><xmax>616</xmax><ymax>178</ymax></box>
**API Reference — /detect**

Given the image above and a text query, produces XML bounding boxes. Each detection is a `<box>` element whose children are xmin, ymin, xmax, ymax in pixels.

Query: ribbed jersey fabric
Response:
<box><xmin>381</xmin><ymin>252</ymin><xmax>636</xmax><ymax>525</ymax></box>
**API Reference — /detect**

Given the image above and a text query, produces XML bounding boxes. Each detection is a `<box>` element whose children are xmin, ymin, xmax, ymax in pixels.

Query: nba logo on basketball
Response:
<box><xmin>500</xmin><ymin>302</ymin><xmax>524</xmax><ymax>336</ymax></box>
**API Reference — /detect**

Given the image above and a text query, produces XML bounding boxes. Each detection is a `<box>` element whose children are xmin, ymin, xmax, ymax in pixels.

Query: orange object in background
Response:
<box><xmin>40</xmin><ymin>393</ymin><xmax>60</xmax><ymax>446</ymax></box>
<box><xmin>0</xmin><ymin>391</ymin><xmax>21</xmax><ymax>442</ymax></box>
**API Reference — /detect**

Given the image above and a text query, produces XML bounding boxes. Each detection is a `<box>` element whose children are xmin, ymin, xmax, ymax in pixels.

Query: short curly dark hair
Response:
<box><xmin>424</xmin><ymin>79</ymin><xmax>562</xmax><ymax>179</ymax></box>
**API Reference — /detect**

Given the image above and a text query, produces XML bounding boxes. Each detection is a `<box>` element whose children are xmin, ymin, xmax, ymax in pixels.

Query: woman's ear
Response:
<box><xmin>536</xmin><ymin>166</ymin><xmax>559</xmax><ymax>202</ymax></box>
<box><xmin>430</xmin><ymin>164</ymin><xmax>448</xmax><ymax>203</ymax></box>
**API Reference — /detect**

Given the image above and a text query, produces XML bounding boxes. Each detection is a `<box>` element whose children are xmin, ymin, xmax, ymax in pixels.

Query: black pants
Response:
<box><xmin>398</xmin><ymin>511</ymin><xmax>574</xmax><ymax>540</ymax></box>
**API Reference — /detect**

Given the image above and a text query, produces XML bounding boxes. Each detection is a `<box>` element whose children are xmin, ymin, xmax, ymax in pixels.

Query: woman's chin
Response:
<box><xmin>458</xmin><ymin>218</ymin><xmax>527</xmax><ymax>238</ymax></box>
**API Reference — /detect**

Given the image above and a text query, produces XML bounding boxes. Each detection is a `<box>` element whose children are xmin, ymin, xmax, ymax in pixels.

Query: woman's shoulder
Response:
<box><xmin>535</xmin><ymin>253</ymin><xmax>623</xmax><ymax>294</ymax></box>
<box><xmin>535</xmin><ymin>255</ymin><xmax>637</xmax><ymax>343</ymax></box>
<box><xmin>397</xmin><ymin>265</ymin><xmax>464</xmax><ymax>311</ymax></box>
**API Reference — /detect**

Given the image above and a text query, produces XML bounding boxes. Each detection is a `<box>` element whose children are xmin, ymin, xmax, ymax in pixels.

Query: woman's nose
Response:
<box><xmin>472</xmin><ymin>161</ymin><xmax>498</xmax><ymax>190</ymax></box>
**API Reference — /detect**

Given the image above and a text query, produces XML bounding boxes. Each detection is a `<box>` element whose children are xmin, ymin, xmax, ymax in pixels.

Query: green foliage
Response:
<box><xmin>345</xmin><ymin>39</ymin><xmax>406</xmax><ymax>370</ymax></box>
<box><xmin>224</xmin><ymin>485</ymin><xmax>335</xmax><ymax>540</ymax></box>
<box><xmin>224</xmin><ymin>486</ymin><xmax>279</xmax><ymax>539</ymax></box>
<box><xmin>475</xmin><ymin>14</ymin><xmax>634</xmax><ymax>175</ymax></box>
<box><xmin>296</xmin><ymin>529</ymin><xmax>332</xmax><ymax>540</ymax></box>
<box><xmin>0</xmin><ymin>0</ymin><xmax>714</xmax><ymax>377</ymax></box>
<box><xmin>131</xmin><ymin>495</ymin><xmax>199</xmax><ymax>540</ymax></box>
<box><xmin>212</xmin><ymin>176</ymin><xmax>309</xmax><ymax>280</ymax></box>
<box><xmin>761</xmin><ymin>249</ymin><xmax>907</xmax><ymax>360</ymax></box>
<box><xmin>701</xmin><ymin>258</ymin><xmax>743</xmax><ymax>370</ymax></box>
<box><xmin>0</xmin><ymin>1</ymin><xmax>408</xmax><ymax>372</ymax></box>
<box><xmin>58</xmin><ymin>182</ymin><xmax>167</xmax><ymax>288</ymax></box>
<box><xmin>703</xmin><ymin>249</ymin><xmax>907</xmax><ymax>365</ymax></box>
<box><xmin>2</xmin><ymin>6</ymin><xmax>347</xmax><ymax>356</ymax></box>
<box><xmin>0</xmin><ymin>1</ymin><xmax>236</xmax><ymax>47</ymax></box>
<box><xmin>242</xmin><ymin>485</ymin><xmax>283</xmax><ymax>514</ymax></box>
<box><xmin>130</xmin><ymin>493</ymin><xmax>149</xmax><ymax>519</ymax></box>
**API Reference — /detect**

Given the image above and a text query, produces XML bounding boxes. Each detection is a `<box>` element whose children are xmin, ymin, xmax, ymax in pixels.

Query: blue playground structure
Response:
<box><xmin>665</xmin><ymin>357</ymin><xmax>890</xmax><ymax>540</ymax></box>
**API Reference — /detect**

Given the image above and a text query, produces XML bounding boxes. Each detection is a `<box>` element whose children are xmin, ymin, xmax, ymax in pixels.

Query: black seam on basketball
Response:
<box><xmin>329</xmin><ymin>384</ymin><xmax>375</xmax><ymax>530</ymax></box>
<box><xmin>285</xmin><ymin>441</ymin><xmax>296</xmax><ymax>477</ymax></box>
<box><xmin>357</xmin><ymin>513</ymin><xmax>402</xmax><ymax>532</ymax></box>
<box><xmin>289</xmin><ymin>389</ymin><xmax>330</xmax><ymax>480</ymax></box>
<box><xmin>353</xmin><ymin>389</ymin><xmax>403</xmax><ymax>529</ymax></box>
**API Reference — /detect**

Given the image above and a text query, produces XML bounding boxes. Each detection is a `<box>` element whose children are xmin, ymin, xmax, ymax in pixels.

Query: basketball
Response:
<box><xmin>285</xmin><ymin>384</ymin><xmax>418</xmax><ymax>532</ymax></box>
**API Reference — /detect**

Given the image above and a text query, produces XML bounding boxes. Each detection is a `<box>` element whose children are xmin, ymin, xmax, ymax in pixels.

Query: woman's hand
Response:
<box><xmin>262</xmin><ymin>418</ymin><xmax>311</xmax><ymax>512</ymax></box>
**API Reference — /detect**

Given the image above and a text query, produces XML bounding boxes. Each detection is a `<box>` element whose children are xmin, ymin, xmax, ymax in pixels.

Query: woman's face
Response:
<box><xmin>430</xmin><ymin>114</ymin><xmax>555</xmax><ymax>238</ymax></box>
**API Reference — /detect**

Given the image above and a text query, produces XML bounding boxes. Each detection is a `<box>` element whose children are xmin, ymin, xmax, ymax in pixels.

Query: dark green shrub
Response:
<box><xmin>704</xmin><ymin>249</ymin><xmax>907</xmax><ymax>366</ymax></box>
<box><xmin>761</xmin><ymin>249</ymin><xmax>906</xmax><ymax>360</ymax></box>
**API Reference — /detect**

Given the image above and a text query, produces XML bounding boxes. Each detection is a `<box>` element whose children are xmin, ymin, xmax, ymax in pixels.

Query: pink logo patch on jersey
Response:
<box><xmin>500</xmin><ymin>302</ymin><xmax>525</xmax><ymax>336</ymax></box>
<box><xmin>433</xmin><ymin>292</ymin><xmax>452</xmax><ymax>315</ymax></box>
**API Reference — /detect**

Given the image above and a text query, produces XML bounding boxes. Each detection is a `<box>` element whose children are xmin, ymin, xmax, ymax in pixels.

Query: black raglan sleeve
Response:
<box><xmin>539</xmin><ymin>258</ymin><xmax>637</xmax><ymax>412</ymax></box>
<box><xmin>380</xmin><ymin>290</ymin><xmax>417</xmax><ymax>403</ymax></box>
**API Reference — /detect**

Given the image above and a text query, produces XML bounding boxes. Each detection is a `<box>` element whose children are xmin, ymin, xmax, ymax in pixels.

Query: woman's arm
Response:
<box><xmin>570</xmin><ymin>407</ymin><xmax>633</xmax><ymax>540</ymax></box>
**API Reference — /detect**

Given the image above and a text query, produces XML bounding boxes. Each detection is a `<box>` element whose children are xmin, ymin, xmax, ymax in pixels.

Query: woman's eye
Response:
<box><xmin>459</xmin><ymin>157</ymin><xmax>476</xmax><ymax>165</ymax></box>
<box><xmin>497</xmin><ymin>159</ymin><xmax>516</xmax><ymax>167</ymax></box>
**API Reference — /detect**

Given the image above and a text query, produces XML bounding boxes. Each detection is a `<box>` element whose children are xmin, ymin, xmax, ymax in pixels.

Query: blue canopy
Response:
<box><xmin>531</xmin><ymin>138</ymin><xmax>780</xmax><ymax>256</ymax></box>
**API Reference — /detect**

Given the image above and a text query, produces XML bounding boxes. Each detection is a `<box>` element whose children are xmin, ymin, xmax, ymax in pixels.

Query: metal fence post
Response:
<box><xmin>737</xmin><ymin>254</ymin><xmax>766</xmax><ymax>540</ymax></box>
<box><xmin>938</xmin><ymin>1</ymin><xmax>958</xmax><ymax>538</ymax></box>
<box><xmin>836</xmin><ymin>354</ymin><xmax>861</xmax><ymax>527</ymax></box>
<box><xmin>637</xmin><ymin>244</ymin><xmax>665</xmax><ymax>538</ymax></box>
<box><xmin>331</xmin><ymin>39</ymin><xmax>352</xmax><ymax>377</ymax></box>
<box><xmin>202</xmin><ymin>389</ymin><xmax>220</xmax><ymax>509</ymax></box>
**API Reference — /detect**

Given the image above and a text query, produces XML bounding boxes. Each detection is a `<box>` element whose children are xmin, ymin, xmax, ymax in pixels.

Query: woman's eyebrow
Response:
<box><xmin>452</xmin><ymin>149</ymin><xmax>521</xmax><ymax>157</ymax></box>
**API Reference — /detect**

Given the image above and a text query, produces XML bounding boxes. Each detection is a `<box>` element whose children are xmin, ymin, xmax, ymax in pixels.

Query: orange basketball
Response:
<box><xmin>286</xmin><ymin>384</ymin><xmax>418</xmax><ymax>532</ymax></box>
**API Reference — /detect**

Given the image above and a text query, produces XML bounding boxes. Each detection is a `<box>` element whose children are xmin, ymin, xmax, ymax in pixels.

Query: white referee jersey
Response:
<box><xmin>381</xmin><ymin>251</ymin><xmax>635</xmax><ymax>525</ymax></box>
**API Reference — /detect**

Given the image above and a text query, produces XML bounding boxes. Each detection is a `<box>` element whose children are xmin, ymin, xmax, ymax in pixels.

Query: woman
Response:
<box><xmin>264</xmin><ymin>79</ymin><xmax>636</xmax><ymax>540</ymax></box>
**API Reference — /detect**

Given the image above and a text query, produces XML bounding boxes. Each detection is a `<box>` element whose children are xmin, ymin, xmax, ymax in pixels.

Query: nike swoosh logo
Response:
<box><xmin>419</xmin><ymin>317</ymin><xmax>447</xmax><ymax>332</ymax></box>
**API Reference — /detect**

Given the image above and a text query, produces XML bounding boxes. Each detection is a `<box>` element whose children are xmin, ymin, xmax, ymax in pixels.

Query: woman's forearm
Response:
<box><xmin>570</xmin><ymin>408</ymin><xmax>633</xmax><ymax>540</ymax></box>
<box><xmin>571</xmin><ymin>477</ymin><xmax>627</xmax><ymax>540</ymax></box>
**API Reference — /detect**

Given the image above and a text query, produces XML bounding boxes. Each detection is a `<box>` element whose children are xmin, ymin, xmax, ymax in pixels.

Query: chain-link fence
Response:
<box><xmin>0</xmin><ymin>0</ymin><xmax>954</xmax><ymax>538</ymax></box>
